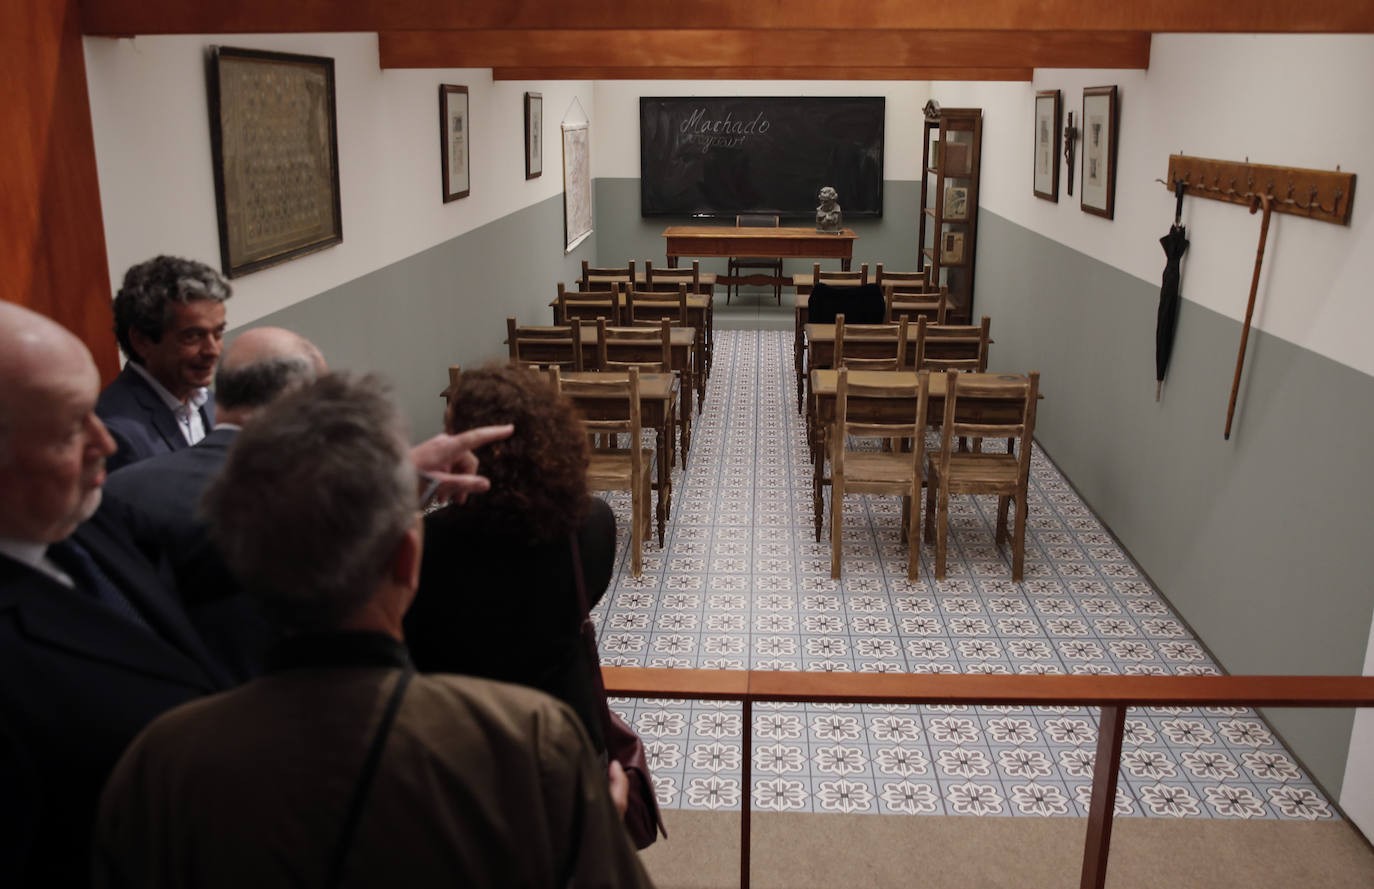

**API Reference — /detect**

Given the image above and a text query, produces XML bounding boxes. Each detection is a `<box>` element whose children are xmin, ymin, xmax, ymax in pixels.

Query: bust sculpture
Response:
<box><xmin>816</xmin><ymin>186</ymin><xmax>842</xmax><ymax>233</ymax></box>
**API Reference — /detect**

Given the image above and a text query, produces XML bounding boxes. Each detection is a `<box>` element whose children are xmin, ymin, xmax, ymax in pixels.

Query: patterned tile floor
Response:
<box><xmin>591</xmin><ymin>330</ymin><xmax>1334</xmax><ymax>822</ymax></box>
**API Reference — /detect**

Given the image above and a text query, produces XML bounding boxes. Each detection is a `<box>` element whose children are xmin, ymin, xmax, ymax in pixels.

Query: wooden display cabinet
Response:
<box><xmin>918</xmin><ymin>106</ymin><xmax>983</xmax><ymax>323</ymax></box>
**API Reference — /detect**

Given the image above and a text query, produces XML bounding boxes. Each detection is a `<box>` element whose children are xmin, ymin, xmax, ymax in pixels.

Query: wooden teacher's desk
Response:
<box><xmin>662</xmin><ymin>226</ymin><xmax>858</xmax><ymax>287</ymax></box>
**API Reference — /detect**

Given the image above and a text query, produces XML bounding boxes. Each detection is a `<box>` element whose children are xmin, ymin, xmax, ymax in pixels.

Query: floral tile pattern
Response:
<box><xmin>593</xmin><ymin>330</ymin><xmax>1333</xmax><ymax>821</ymax></box>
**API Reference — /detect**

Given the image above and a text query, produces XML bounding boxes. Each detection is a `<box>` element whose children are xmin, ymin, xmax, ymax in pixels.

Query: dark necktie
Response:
<box><xmin>48</xmin><ymin>538</ymin><xmax>154</xmax><ymax>633</ymax></box>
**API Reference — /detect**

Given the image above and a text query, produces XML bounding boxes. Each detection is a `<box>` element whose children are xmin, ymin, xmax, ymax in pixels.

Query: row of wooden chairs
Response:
<box><xmin>832</xmin><ymin>314</ymin><xmax>990</xmax><ymax>373</ymax></box>
<box><xmin>555</xmin><ymin>282</ymin><xmax>691</xmax><ymax>328</ymax></box>
<box><xmin>577</xmin><ymin>259</ymin><xmax>708</xmax><ymax>294</ymax></box>
<box><xmin>827</xmin><ymin>368</ymin><xmax>1040</xmax><ymax>582</ymax></box>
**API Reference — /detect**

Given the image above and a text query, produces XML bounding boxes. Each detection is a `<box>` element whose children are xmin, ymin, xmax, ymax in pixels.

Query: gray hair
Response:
<box><xmin>202</xmin><ymin>373</ymin><xmax>415</xmax><ymax>632</ymax></box>
<box><xmin>113</xmin><ymin>255</ymin><xmax>231</xmax><ymax>362</ymax></box>
<box><xmin>214</xmin><ymin>356</ymin><xmax>319</xmax><ymax>411</ymax></box>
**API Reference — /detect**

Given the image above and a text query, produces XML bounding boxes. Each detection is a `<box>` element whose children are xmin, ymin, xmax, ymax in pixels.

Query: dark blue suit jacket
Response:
<box><xmin>104</xmin><ymin>428</ymin><xmax>276</xmax><ymax>682</ymax></box>
<box><xmin>0</xmin><ymin>501</ymin><xmax>232</xmax><ymax>887</ymax></box>
<box><xmin>95</xmin><ymin>364</ymin><xmax>214</xmax><ymax>473</ymax></box>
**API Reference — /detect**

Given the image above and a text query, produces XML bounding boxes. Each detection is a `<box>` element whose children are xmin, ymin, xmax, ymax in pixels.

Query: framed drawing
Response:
<box><xmin>525</xmin><ymin>92</ymin><xmax>543</xmax><ymax>180</ymax></box>
<box><xmin>944</xmin><ymin>184</ymin><xmax>969</xmax><ymax>220</ymax></box>
<box><xmin>1081</xmin><ymin>85</ymin><xmax>1119</xmax><ymax>218</ymax></box>
<box><xmin>206</xmin><ymin>46</ymin><xmax>342</xmax><ymax>278</ymax></box>
<box><xmin>1033</xmin><ymin>90</ymin><xmax>1061</xmax><ymax>201</ymax></box>
<box><xmin>562</xmin><ymin>122</ymin><xmax>592</xmax><ymax>252</ymax></box>
<box><xmin>940</xmin><ymin>230</ymin><xmax>966</xmax><ymax>265</ymax></box>
<box><xmin>440</xmin><ymin>84</ymin><xmax>470</xmax><ymax>202</ymax></box>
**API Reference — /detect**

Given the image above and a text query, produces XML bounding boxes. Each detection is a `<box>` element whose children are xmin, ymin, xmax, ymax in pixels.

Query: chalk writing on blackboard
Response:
<box><xmin>679</xmin><ymin>108</ymin><xmax>772</xmax><ymax>151</ymax></box>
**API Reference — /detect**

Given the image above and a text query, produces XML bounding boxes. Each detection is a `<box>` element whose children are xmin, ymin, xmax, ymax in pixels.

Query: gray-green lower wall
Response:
<box><xmin>974</xmin><ymin>209</ymin><xmax>1374</xmax><ymax>798</ymax></box>
<box><xmin>236</xmin><ymin>193</ymin><xmax>593</xmax><ymax>441</ymax></box>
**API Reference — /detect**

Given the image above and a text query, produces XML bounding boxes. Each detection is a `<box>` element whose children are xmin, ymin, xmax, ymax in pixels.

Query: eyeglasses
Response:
<box><xmin>416</xmin><ymin>470</ymin><xmax>443</xmax><ymax>510</ymax></box>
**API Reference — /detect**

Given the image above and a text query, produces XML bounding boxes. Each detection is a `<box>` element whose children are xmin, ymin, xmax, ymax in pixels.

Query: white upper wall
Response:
<box><xmin>592</xmin><ymin>80</ymin><xmax>931</xmax><ymax>182</ymax></box>
<box><xmin>933</xmin><ymin>34</ymin><xmax>1374</xmax><ymax>378</ymax></box>
<box><xmin>83</xmin><ymin>32</ymin><xmax>593</xmax><ymax>328</ymax></box>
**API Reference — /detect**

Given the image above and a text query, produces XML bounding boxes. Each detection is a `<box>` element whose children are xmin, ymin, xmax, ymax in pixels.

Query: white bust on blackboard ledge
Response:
<box><xmin>816</xmin><ymin>186</ymin><xmax>843</xmax><ymax>233</ymax></box>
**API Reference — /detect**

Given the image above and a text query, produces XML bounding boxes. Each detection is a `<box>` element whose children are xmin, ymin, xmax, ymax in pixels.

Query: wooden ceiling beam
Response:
<box><xmin>80</xmin><ymin>0</ymin><xmax>1374</xmax><ymax>37</ymax></box>
<box><xmin>379</xmin><ymin>30</ymin><xmax>1151</xmax><ymax>70</ymax></box>
<box><xmin>492</xmin><ymin>67</ymin><xmax>1034</xmax><ymax>82</ymax></box>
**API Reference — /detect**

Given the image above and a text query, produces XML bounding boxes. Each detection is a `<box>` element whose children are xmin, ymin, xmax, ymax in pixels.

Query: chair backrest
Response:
<box><xmin>812</xmin><ymin>262</ymin><xmax>869</xmax><ymax>286</ymax></box>
<box><xmin>737</xmin><ymin>214</ymin><xmax>780</xmax><ymax>228</ymax></box>
<box><xmin>873</xmin><ymin>264</ymin><xmax>934</xmax><ymax>289</ymax></box>
<box><xmin>506</xmin><ymin>317</ymin><xmax>583</xmax><ymax>371</ymax></box>
<box><xmin>834</xmin><ymin>313</ymin><xmax>909</xmax><ymax>372</ymax></box>
<box><xmin>595</xmin><ymin>317</ymin><xmax>673</xmax><ymax>373</ymax></box>
<box><xmin>884</xmin><ymin>283</ymin><xmax>948</xmax><ymax>326</ymax></box>
<box><xmin>914</xmin><ymin>315</ymin><xmax>991</xmax><ymax>373</ymax></box>
<box><xmin>624</xmin><ymin>282</ymin><xmax>689</xmax><ymax>326</ymax></box>
<box><xmin>935</xmin><ymin>369</ymin><xmax>1039</xmax><ymax>480</ymax></box>
<box><xmin>561</xmin><ymin>366</ymin><xmax>644</xmax><ymax>452</ymax></box>
<box><xmin>833</xmin><ymin>366</ymin><xmax>930</xmax><ymax>475</ymax></box>
<box><xmin>644</xmin><ymin>260</ymin><xmax>702</xmax><ymax>292</ymax></box>
<box><xmin>441</xmin><ymin>364</ymin><xmax>462</xmax><ymax>406</ymax></box>
<box><xmin>579</xmin><ymin>259</ymin><xmax>635</xmax><ymax>292</ymax></box>
<box><xmin>556</xmin><ymin>282</ymin><xmax>619</xmax><ymax>325</ymax></box>
<box><xmin>808</xmin><ymin>281</ymin><xmax>886</xmax><ymax>325</ymax></box>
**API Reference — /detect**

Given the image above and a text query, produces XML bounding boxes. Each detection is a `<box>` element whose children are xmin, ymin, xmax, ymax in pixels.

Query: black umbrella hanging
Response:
<box><xmin>1155</xmin><ymin>182</ymin><xmax>1189</xmax><ymax>401</ymax></box>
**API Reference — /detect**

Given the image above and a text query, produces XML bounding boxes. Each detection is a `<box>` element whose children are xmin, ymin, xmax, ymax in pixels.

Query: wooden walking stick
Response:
<box><xmin>1224</xmin><ymin>194</ymin><xmax>1273</xmax><ymax>440</ymax></box>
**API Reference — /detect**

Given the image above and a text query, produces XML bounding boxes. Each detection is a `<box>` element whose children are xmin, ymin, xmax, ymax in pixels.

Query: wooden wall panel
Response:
<box><xmin>3</xmin><ymin>0</ymin><xmax>117</xmax><ymax>381</ymax></box>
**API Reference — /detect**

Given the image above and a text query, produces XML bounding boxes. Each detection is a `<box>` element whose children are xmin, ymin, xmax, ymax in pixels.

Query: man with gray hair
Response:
<box><xmin>97</xmin><ymin>255</ymin><xmax>232</xmax><ymax>471</ymax></box>
<box><xmin>104</xmin><ymin>326</ymin><xmax>328</xmax><ymax>679</ymax></box>
<box><xmin>96</xmin><ymin>374</ymin><xmax>654</xmax><ymax>889</ymax></box>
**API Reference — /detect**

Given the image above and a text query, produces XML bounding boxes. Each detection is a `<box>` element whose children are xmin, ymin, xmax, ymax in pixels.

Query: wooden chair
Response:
<box><xmin>924</xmin><ymin>370</ymin><xmax>1040</xmax><ymax>581</ymax></box>
<box><xmin>440</xmin><ymin>365</ymin><xmax>461</xmax><ymax>407</ymax></box>
<box><xmin>829</xmin><ymin>367</ymin><xmax>930</xmax><ymax>580</ymax></box>
<box><xmin>556</xmin><ymin>282</ymin><xmax>619</xmax><ymax>326</ymax></box>
<box><xmin>506</xmin><ymin>317</ymin><xmax>584</xmax><ymax>371</ymax></box>
<box><xmin>644</xmin><ymin>260</ymin><xmax>702</xmax><ymax>293</ymax></box>
<box><xmin>595</xmin><ymin>317</ymin><xmax>673</xmax><ymax>373</ymax></box>
<box><xmin>874</xmin><ymin>263</ymin><xmax>934</xmax><ymax>291</ymax></box>
<box><xmin>913</xmin><ymin>315</ymin><xmax>990</xmax><ymax>373</ymax></box>
<box><xmin>728</xmin><ymin>214</ymin><xmax>783</xmax><ymax>305</ymax></box>
<box><xmin>579</xmin><ymin>259</ymin><xmax>635</xmax><ymax>292</ymax></box>
<box><xmin>812</xmin><ymin>261</ymin><xmax>869</xmax><ymax>287</ymax></box>
<box><xmin>624</xmin><ymin>282</ymin><xmax>689</xmax><ymax>326</ymax></box>
<box><xmin>557</xmin><ymin>366</ymin><xmax>654</xmax><ymax>577</ymax></box>
<box><xmin>833</xmin><ymin>313</ymin><xmax>909</xmax><ymax>371</ymax></box>
<box><xmin>884</xmin><ymin>284</ymin><xmax>948</xmax><ymax>328</ymax></box>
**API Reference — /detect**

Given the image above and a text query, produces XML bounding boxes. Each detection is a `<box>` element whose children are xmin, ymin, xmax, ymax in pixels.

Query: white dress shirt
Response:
<box><xmin>129</xmin><ymin>362</ymin><xmax>209</xmax><ymax>445</ymax></box>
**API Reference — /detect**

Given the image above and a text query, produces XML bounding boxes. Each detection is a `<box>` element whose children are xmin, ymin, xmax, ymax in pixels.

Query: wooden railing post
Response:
<box><xmin>1081</xmin><ymin>704</ymin><xmax>1126</xmax><ymax>889</ymax></box>
<box><xmin>741</xmin><ymin>697</ymin><xmax>752</xmax><ymax>889</ymax></box>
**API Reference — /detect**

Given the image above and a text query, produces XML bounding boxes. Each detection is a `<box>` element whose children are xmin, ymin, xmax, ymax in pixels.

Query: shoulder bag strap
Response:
<box><xmin>323</xmin><ymin>665</ymin><xmax>414</xmax><ymax>889</ymax></box>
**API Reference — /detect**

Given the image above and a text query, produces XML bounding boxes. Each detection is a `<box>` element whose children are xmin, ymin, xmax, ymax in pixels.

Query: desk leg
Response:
<box><xmin>668</xmin><ymin>254</ymin><xmax>679</xmax><ymax>269</ymax></box>
<box><xmin>813</xmin><ymin>418</ymin><xmax>826</xmax><ymax>543</ymax></box>
<box><xmin>841</xmin><ymin>257</ymin><xmax>851</xmax><ymax>272</ymax></box>
<box><xmin>656</xmin><ymin>421</ymin><xmax>669</xmax><ymax>547</ymax></box>
<box><xmin>795</xmin><ymin>332</ymin><xmax>805</xmax><ymax>414</ymax></box>
<box><xmin>678</xmin><ymin>380</ymin><xmax>692</xmax><ymax>471</ymax></box>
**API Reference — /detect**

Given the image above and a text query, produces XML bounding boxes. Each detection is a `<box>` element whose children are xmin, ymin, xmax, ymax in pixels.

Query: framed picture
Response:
<box><xmin>525</xmin><ymin>92</ymin><xmax>543</xmax><ymax>180</ymax></box>
<box><xmin>1081</xmin><ymin>85</ymin><xmax>1119</xmax><ymax>218</ymax></box>
<box><xmin>1033</xmin><ymin>90</ymin><xmax>1061</xmax><ymax>201</ymax></box>
<box><xmin>944</xmin><ymin>184</ymin><xmax>969</xmax><ymax>220</ymax></box>
<box><xmin>206</xmin><ymin>46</ymin><xmax>342</xmax><ymax>278</ymax></box>
<box><xmin>940</xmin><ymin>230</ymin><xmax>965</xmax><ymax>265</ymax></box>
<box><xmin>440</xmin><ymin>84</ymin><xmax>470</xmax><ymax>202</ymax></box>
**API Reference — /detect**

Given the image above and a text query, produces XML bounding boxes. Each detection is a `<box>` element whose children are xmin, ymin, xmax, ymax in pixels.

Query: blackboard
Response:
<box><xmin>640</xmin><ymin>96</ymin><xmax>884</xmax><ymax>219</ymax></box>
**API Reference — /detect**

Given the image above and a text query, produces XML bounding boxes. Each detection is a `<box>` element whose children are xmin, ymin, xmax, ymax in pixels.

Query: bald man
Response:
<box><xmin>104</xmin><ymin>327</ymin><xmax>329</xmax><ymax>680</ymax></box>
<box><xmin>0</xmin><ymin>301</ymin><xmax>233</xmax><ymax>888</ymax></box>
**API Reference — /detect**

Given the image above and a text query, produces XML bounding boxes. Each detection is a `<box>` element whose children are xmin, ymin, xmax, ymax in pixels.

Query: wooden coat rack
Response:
<box><xmin>1161</xmin><ymin>154</ymin><xmax>1356</xmax><ymax>439</ymax></box>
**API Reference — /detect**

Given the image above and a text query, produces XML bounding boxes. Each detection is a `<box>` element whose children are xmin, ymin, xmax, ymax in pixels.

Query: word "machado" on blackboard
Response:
<box><xmin>679</xmin><ymin>109</ymin><xmax>771</xmax><ymax>151</ymax></box>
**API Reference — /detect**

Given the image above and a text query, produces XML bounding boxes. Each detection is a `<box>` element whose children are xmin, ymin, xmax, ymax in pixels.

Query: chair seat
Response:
<box><xmin>929</xmin><ymin>452</ymin><xmax>1020</xmax><ymax>492</ymax></box>
<box><xmin>841</xmin><ymin>451</ymin><xmax>925</xmax><ymax>490</ymax></box>
<box><xmin>587</xmin><ymin>449</ymin><xmax>656</xmax><ymax>489</ymax></box>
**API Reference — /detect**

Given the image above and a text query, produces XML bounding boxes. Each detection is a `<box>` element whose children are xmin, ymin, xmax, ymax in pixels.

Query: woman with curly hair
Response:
<box><xmin>405</xmin><ymin>363</ymin><xmax>615</xmax><ymax>751</ymax></box>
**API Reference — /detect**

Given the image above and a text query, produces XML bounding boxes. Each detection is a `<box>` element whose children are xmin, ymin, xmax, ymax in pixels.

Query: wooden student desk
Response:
<box><xmin>662</xmin><ymin>226</ymin><xmax>858</xmax><ymax>289</ymax></box>
<box><xmin>553</xmin><ymin>289</ymin><xmax>714</xmax><ymax>378</ymax></box>
<box><xmin>576</xmin><ymin>325</ymin><xmax>699</xmax><ymax>460</ymax></box>
<box><xmin>561</xmin><ymin>371</ymin><xmax>678</xmax><ymax>547</ymax></box>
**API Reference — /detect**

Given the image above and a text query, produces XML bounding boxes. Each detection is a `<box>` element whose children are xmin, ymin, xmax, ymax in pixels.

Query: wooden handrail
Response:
<box><xmin>601</xmin><ymin>668</ymin><xmax>1374</xmax><ymax>889</ymax></box>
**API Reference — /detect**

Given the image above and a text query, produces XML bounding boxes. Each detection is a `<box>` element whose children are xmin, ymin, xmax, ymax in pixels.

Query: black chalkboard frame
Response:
<box><xmin>639</xmin><ymin>96</ymin><xmax>885</xmax><ymax>220</ymax></box>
